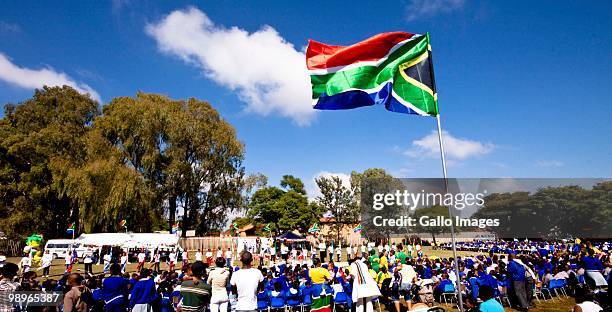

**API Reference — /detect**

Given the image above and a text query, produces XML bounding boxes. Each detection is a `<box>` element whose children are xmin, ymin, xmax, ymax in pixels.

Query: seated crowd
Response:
<box><xmin>0</xmin><ymin>239</ymin><xmax>609</xmax><ymax>312</ymax></box>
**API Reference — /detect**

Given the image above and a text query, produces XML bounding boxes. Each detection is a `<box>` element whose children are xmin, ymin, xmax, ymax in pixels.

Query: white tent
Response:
<box><xmin>76</xmin><ymin>233</ymin><xmax>131</xmax><ymax>246</ymax></box>
<box><xmin>76</xmin><ymin>233</ymin><xmax>179</xmax><ymax>249</ymax></box>
<box><xmin>125</xmin><ymin>233</ymin><xmax>179</xmax><ymax>248</ymax></box>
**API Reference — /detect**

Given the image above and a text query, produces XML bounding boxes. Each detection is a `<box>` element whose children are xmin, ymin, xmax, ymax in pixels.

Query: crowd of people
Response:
<box><xmin>0</xmin><ymin>238</ymin><xmax>610</xmax><ymax>312</ymax></box>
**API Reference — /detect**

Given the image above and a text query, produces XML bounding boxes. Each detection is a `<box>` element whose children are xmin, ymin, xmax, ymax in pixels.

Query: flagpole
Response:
<box><xmin>436</xmin><ymin>113</ymin><xmax>464</xmax><ymax>311</ymax></box>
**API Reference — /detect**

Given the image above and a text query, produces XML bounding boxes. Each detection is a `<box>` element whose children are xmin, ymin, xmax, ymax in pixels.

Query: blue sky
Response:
<box><xmin>1</xmin><ymin>0</ymin><xmax>611</xmax><ymax>197</ymax></box>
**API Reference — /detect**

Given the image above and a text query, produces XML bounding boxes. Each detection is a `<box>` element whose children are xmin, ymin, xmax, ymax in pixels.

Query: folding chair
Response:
<box><xmin>332</xmin><ymin>291</ymin><xmax>349</xmax><ymax>312</ymax></box>
<box><xmin>286</xmin><ymin>291</ymin><xmax>302</xmax><ymax>312</ymax></box>
<box><xmin>270</xmin><ymin>293</ymin><xmax>286</xmax><ymax>312</ymax></box>
<box><xmin>558</xmin><ymin>279</ymin><xmax>569</xmax><ymax>298</ymax></box>
<box><xmin>302</xmin><ymin>291</ymin><xmax>312</xmax><ymax>312</ymax></box>
<box><xmin>258</xmin><ymin>293</ymin><xmax>271</xmax><ymax>312</ymax></box>
<box><xmin>496</xmin><ymin>281</ymin><xmax>511</xmax><ymax>307</ymax></box>
<box><xmin>440</xmin><ymin>283</ymin><xmax>457</xmax><ymax>306</ymax></box>
<box><xmin>548</xmin><ymin>279</ymin><xmax>564</xmax><ymax>299</ymax></box>
<box><xmin>533</xmin><ymin>282</ymin><xmax>543</xmax><ymax>303</ymax></box>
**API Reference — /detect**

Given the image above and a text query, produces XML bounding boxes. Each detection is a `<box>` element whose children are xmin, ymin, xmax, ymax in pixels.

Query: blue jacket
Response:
<box><xmin>507</xmin><ymin>261</ymin><xmax>526</xmax><ymax>282</ymax></box>
<box><xmin>102</xmin><ymin>276</ymin><xmax>128</xmax><ymax>304</ymax></box>
<box><xmin>129</xmin><ymin>279</ymin><xmax>158</xmax><ymax>307</ymax></box>
<box><xmin>582</xmin><ymin>256</ymin><xmax>604</xmax><ymax>271</ymax></box>
<box><xmin>269</xmin><ymin>290</ymin><xmax>286</xmax><ymax>308</ymax></box>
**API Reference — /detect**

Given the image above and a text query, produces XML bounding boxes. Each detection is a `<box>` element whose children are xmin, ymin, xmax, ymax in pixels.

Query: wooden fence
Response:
<box><xmin>179</xmin><ymin>237</ymin><xmax>239</xmax><ymax>251</ymax></box>
<box><xmin>0</xmin><ymin>239</ymin><xmax>24</xmax><ymax>257</ymax></box>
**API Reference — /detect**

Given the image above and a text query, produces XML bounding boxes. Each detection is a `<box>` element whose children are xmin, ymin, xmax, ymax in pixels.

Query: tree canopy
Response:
<box><xmin>0</xmin><ymin>87</ymin><xmax>245</xmax><ymax>238</ymax></box>
<box><xmin>247</xmin><ymin>175</ymin><xmax>323</xmax><ymax>234</ymax></box>
<box><xmin>473</xmin><ymin>182</ymin><xmax>611</xmax><ymax>239</ymax></box>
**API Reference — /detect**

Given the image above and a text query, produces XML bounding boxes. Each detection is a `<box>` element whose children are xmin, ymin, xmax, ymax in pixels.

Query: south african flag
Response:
<box><xmin>308</xmin><ymin>222</ymin><xmax>321</xmax><ymax>234</ymax></box>
<box><xmin>307</xmin><ymin>32</ymin><xmax>438</xmax><ymax>116</ymax></box>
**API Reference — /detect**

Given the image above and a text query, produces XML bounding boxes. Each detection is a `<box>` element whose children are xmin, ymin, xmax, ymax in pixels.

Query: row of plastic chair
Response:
<box><xmin>256</xmin><ymin>289</ymin><xmax>364</xmax><ymax>312</ymax></box>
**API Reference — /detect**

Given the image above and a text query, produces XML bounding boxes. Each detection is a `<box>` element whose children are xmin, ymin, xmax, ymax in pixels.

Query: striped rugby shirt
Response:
<box><xmin>179</xmin><ymin>280</ymin><xmax>212</xmax><ymax>312</ymax></box>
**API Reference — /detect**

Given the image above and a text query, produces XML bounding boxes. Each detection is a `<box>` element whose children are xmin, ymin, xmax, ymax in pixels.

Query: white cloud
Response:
<box><xmin>0</xmin><ymin>21</ymin><xmax>20</xmax><ymax>33</ymax></box>
<box><xmin>0</xmin><ymin>53</ymin><xmax>101</xmax><ymax>102</ymax></box>
<box><xmin>405</xmin><ymin>130</ymin><xmax>494</xmax><ymax>160</ymax></box>
<box><xmin>405</xmin><ymin>0</ymin><xmax>465</xmax><ymax>21</ymax></box>
<box><xmin>535</xmin><ymin>160</ymin><xmax>564</xmax><ymax>168</ymax></box>
<box><xmin>145</xmin><ymin>7</ymin><xmax>314</xmax><ymax>125</ymax></box>
<box><xmin>306</xmin><ymin>171</ymin><xmax>352</xmax><ymax>200</ymax></box>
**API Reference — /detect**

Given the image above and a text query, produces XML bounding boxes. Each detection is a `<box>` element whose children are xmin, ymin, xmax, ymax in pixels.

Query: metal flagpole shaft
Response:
<box><xmin>436</xmin><ymin>114</ymin><xmax>464</xmax><ymax>311</ymax></box>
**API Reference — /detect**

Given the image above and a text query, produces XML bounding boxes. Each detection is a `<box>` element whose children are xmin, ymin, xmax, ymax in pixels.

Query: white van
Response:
<box><xmin>44</xmin><ymin>239</ymin><xmax>77</xmax><ymax>259</ymax></box>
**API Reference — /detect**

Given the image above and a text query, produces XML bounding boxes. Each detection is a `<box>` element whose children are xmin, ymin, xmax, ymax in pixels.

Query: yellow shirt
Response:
<box><xmin>369</xmin><ymin>269</ymin><xmax>377</xmax><ymax>280</ymax></box>
<box><xmin>379</xmin><ymin>255</ymin><xmax>389</xmax><ymax>270</ymax></box>
<box><xmin>376</xmin><ymin>271</ymin><xmax>391</xmax><ymax>287</ymax></box>
<box><xmin>309</xmin><ymin>267</ymin><xmax>331</xmax><ymax>284</ymax></box>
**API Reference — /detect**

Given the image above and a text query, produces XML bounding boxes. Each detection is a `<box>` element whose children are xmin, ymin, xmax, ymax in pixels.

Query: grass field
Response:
<box><xmin>5</xmin><ymin>246</ymin><xmax>576</xmax><ymax>312</ymax></box>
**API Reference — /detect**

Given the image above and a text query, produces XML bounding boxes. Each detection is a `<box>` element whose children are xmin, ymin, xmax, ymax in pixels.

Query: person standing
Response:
<box><xmin>19</xmin><ymin>253</ymin><xmax>31</xmax><ymax>273</ymax></box>
<box><xmin>137</xmin><ymin>250</ymin><xmax>146</xmax><ymax>272</ymax></box>
<box><xmin>120</xmin><ymin>252</ymin><xmax>128</xmax><ymax>274</ymax></box>
<box><xmin>350</xmin><ymin>255</ymin><xmax>380</xmax><ymax>312</ymax></box>
<box><xmin>507</xmin><ymin>253</ymin><xmax>529</xmax><ymax>311</ymax></box>
<box><xmin>152</xmin><ymin>251</ymin><xmax>161</xmax><ymax>273</ymax></box>
<box><xmin>319</xmin><ymin>241</ymin><xmax>326</xmax><ymax>262</ymax></box>
<box><xmin>346</xmin><ymin>245</ymin><xmax>353</xmax><ymax>262</ymax></box>
<box><xmin>83</xmin><ymin>248</ymin><xmax>94</xmax><ymax>274</ymax></box>
<box><xmin>206</xmin><ymin>249</ymin><xmax>213</xmax><ymax>267</ymax></box>
<box><xmin>65</xmin><ymin>251</ymin><xmax>73</xmax><ymax>273</ymax></box>
<box><xmin>41</xmin><ymin>250</ymin><xmax>52</xmax><ymax>277</ymax></box>
<box><xmin>182</xmin><ymin>250</ymin><xmax>189</xmax><ymax>269</ymax></box>
<box><xmin>102</xmin><ymin>263</ymin><xmax>129</xmax><ymax>312</ymax></box>
<box><xmin>103</xmin><ymin>252</ymin><xmax>112</xmax><ymax>274</ymax></box>
<box><xmin>216</xmin><ymin>247</ymin><xmax>223</xmax><ymax>259</ymax></box>
<box><xmin>230</xmin><ymin>251</ymin><xmax>264</xmax><ymax>312</ymax></box>
<box><xmin>327</xmin><ymin>244</ymin><xmax>334</xmax><ymax>262</ymax></box>
<box><xmin>225</xmin><ymin>248</ymin><xmax>233</xmax><ymax>269</ymax></box>
<box><xmin>168</xmin><ymin>250</ymin><xmax>177</xmax><ymax>272</ymax></box>
<box><xmin>129</xmin><ymin>269</ymin><xmax>158</xmax><ymax>312</ymax></box>
<box><xmin>195</xmin><ymin>249</ymin><xmax>203</xmax><ymax>262</ymax></box>
<box><xmin>208</xmin><ymin>258</ymin><xmax>230</xmax><ymax>312</ymax></box>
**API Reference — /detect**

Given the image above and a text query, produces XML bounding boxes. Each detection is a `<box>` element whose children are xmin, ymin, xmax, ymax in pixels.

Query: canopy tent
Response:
<box><xmin>125</xmin><ymin>233</ymin><xmax>179</xmax><ymax>248</ymax></box>
<box><xmin>76</xmin><ymin>233</ymin><xmax>179</xmax><ymax>248</ymax></box>
<box><xmin>278</xmin><ymin>231</ymin><xmax>307</xmax><ymax>241</ymax></box>
<box><xmin>76</xmin><ymin>233</ymin><xmax>131</xmax><ymax>246</ymax></box>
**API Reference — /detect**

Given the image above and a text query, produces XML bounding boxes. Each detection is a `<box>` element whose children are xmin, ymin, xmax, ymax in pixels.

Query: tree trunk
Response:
<box><xmin>182</xmin><ymin>196</ymin><xmax>189</xmax><ymax>238</ymax></box>
<box><xmin>168</xmin><ymin>195</ymin><xmax>177</xmax><ymax>231</ymax></box>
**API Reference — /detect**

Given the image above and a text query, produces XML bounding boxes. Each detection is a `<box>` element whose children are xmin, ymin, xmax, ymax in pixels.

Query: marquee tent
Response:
<box><xmin>76</xmin><ymin>233</ymin><xmax>180</xmax><ymax>248</ymax></box>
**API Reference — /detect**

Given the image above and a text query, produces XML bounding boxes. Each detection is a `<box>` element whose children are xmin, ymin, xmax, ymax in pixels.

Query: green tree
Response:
<box><xmin>351</xmin><ymin>168</ymin><xmax>405</xmax><ymax>239</ymax></box>
<box><xmin>63</xmin><ymin>93</ymin><xmax>169</xmax><ymax>232</ymax></box>
<box><xmin>413</xmin><ymin>205</ymin><xmax>450</xmax><ymax>245</ymax></box>
<box><xmin>0</xmin><ymin>86</ymin><xmax>99</xmax><ymax>238</ymax></box>
<box><xmin>248</xmin><ymin>176</ymin><xmax>322</xmax><ymax>234</ymax></box>
<box><xmin>315</xmin><ymin>175</ymin><xmax>357</xmax><ymax>241</ymax></box>
<box><xmin>164</xmin><ymin>97</ymin><xmax>244</xmax><ymax>235</ymax></box>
